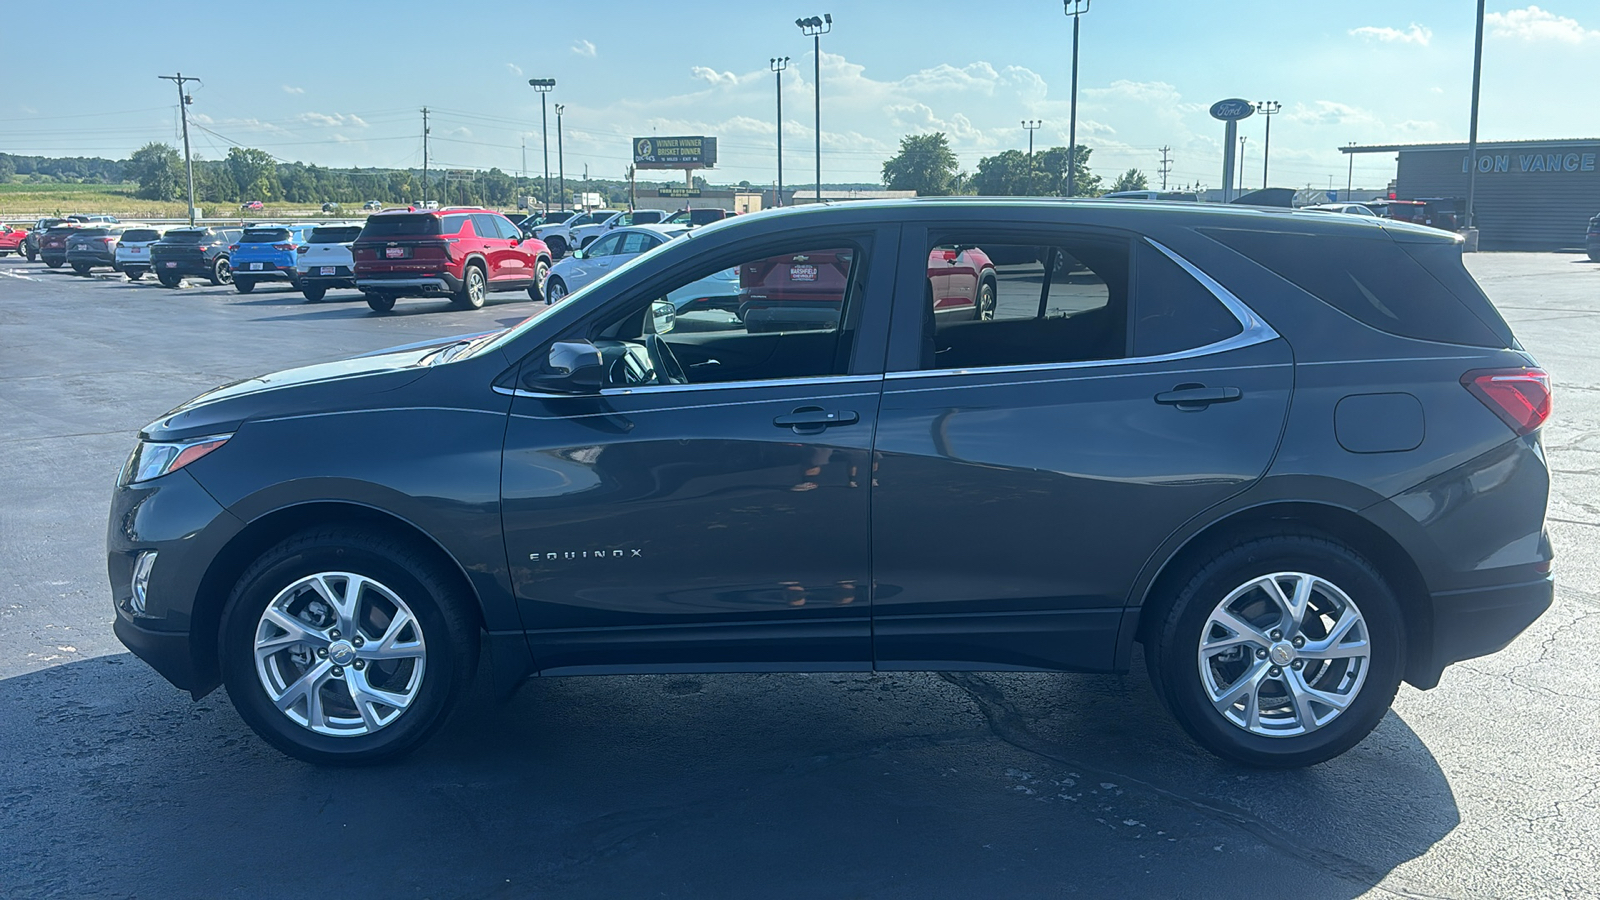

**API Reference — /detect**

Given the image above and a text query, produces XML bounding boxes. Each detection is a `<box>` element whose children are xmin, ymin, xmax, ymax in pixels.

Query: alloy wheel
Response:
<box><xmin>253</xmin><ymin>571</ymin><xmax>427</xmax><ymax>737</ymax></box>
<box><xmin>1196</xmin><ymin>571</ymin><xmax>1370</xmax><ymax>738</ymax></box>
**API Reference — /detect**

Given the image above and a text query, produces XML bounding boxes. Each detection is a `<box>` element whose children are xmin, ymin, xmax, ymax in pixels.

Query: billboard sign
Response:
<box><xmin>657</xmin><ymin>186</ymin><xmax>702</xmax><ymax>198</ymax></box>
<box><xmin>634</xmin><ymin>136</ymin><xmax>718</xmax><ymax>169</ymax></box>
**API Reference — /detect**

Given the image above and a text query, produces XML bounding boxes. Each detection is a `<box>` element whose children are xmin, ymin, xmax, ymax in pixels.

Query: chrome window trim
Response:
<box><xmin>493</xmin><ymin>373</ymin><xmax>884</xmax><ymax>400</ymax></box>
<box><xmin>886</xmin><ymin>237</ymin><xmax>1279</xmax><ymax>381</ymax></box>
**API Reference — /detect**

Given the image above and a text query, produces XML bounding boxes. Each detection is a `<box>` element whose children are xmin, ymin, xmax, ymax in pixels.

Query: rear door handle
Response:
<box><xmin>774</xmin><ymin>407</ymin><xmax>859</xmax><ymax>434</ymax></box>
<box><xmin>1155</xmin><ymin>385</ymin><xmax>1242</xmax><ymax>410</ymax></box>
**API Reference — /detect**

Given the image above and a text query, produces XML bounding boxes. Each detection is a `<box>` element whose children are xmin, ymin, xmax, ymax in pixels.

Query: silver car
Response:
<box><xmin>542</xmin><ymin>224</ymin><xmax>686</xmax><ymax>302</ymax></box>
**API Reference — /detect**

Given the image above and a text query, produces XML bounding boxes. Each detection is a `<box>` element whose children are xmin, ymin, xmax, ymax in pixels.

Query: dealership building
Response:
<box><xmin>1342</xmin><ymin>139</ymin><xmax>1600</xmax><ymax>250</ymax></box>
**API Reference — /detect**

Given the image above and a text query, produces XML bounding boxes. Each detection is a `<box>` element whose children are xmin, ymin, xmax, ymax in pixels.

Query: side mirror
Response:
<box><xmin>650</xmin><ymin>300</ymin><xmax>676</xmax><ymax>335</ymax></box>
<box><xmin>528</xmin><ymin>340</ymin><xmax>604</xmax><ymax>394</ymax></box>
<box><xmin>571</xmin><ymin>249</ymin><xmax>585</xmax><ymax>260</ymax></box>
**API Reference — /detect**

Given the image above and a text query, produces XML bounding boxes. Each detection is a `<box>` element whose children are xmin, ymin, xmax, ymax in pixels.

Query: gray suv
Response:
<box><xmin>107</xmin><ymin>200</ymin><xmax>1551</xmax><ymax>767</ymax></box>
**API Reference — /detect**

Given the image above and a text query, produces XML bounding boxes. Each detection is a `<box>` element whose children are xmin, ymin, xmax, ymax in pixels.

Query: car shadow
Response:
<box><xmin>0</xmin><ymin>652</ymin><xmax>1457</xmax><ymax>898</ymax></box>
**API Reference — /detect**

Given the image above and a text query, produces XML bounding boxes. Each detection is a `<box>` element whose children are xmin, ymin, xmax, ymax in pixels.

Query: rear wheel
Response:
<box><xmin>157</xmin><ymin>273</ymin><xmax>181</xmax><ymax>288</ymax></box>
<box><xmin>71</xmin><ymin>263</ymin><xmax>90</xmax><ymax>275</ymax></box>
<box><xmin>302</xmin><ymin>285</ymin><xmax>327</xmax><ymax>302</ymax></box>
<box><xmin>234</xmin><ymin>277</ymin><xmax>257</xmax><ymax>294</ymax></box>
<box><xmin>1146</xmin><ymin>534</ymin><xmax>1404</xmax><ymax>768</ymax></box>
<box><xmin>46</xmin><ymin>259</ymin><xmax>63</xmax><ymax>268</ymax></box>
<box><xmin>218</xmin><ymin>528</ymin><xmax>479</xmax><ymax>765</ymax></box>
<box><xmin>126</xmin><ymin>269</ymin><xmax>146</xmax><ymax>281</ymax></box>
<box><xmin>210</xmin><ymin>256</ymin><xmax>233</xmax><ymax>286</ymax></box>
<box><xmin>365</xmin><ymin>292</ymin><xmax>396</xmax><ymax>313</ymax></box>
<box><xmin>1589</xmin><ymin>249</ymin><xmax>1600</xmax><ymax>263</ymax></box>
<box><xmin>453</xmin><ymin>264</ymin><xmax>486</xmax><ymax>310</ymax></box>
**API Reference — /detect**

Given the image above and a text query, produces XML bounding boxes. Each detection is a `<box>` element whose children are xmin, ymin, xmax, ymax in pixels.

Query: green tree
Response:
<box><xmin>226</xmin><ymin>147</ymin><xmax>278</xmax><ymax>201</ymax></box>
<box><xmin>1109</xmin><ymin>168</ymin><xmax>1149</xmax><ymax>193</ymax></box>
<box><xmin>881</xmin><ymin>132</ymin><xmax>960</xmax><ymax>196</ymax></box>
<box><xmin>127</xmin><ymin>142</ymin><xmax>183</xmax><ymax>200</ymax></box>
<box><xmin>971</xmin><ymin>149</ymin><xmax>1032</xmax><ymax>196</ymax></box>
<box><xmin>1034</xmin><ymin>145</ymin><xmax>1102</xmax><ymax>197</ymax></box>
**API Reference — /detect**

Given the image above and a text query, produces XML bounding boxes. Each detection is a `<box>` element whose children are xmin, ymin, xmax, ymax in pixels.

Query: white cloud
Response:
<box><xmin>296</xmin><ymin>112</ymin><xmax>369</xmax><ymax>128</ymax></box>
<box><xmin>690</xmin><ymin>66</ymin><xmax>740</xmax><ymax>87</ymax></box>
<box><xmin>1085</xmin><ymin>80</ymin><xmax>1181</xmax><ymax>104</ymax></box>
<box><xmin>1349</xmin><ymin>23</ymin><xmax>1433</xmax><ymax>45</ymax></box>
<box><xmin>282</xmin><ymin>85</ymin><xmax>305</xmax><ymax>94</ymax></box>
<box><xmin>505</xmin><ymin>63</ymin><xmax>523</xmax><ymax>77</ymax></box>
<box><xmin>1486</xmin><ymin>5</ymin><xmax>1599</xmax><ymax>43</ymax></box>
<box><xmin>1285</xmin><ymin>100</ymin><xmax>1380</xmax><ymax>127</ymax></box>
<box><xmin>571</xmin><ymin>39</ymin><xmax>597</xmax><ymax>57</ymax></box>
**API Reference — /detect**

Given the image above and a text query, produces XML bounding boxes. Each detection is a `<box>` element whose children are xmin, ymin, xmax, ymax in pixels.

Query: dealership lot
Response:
<box><xmin>0</xmin><ymin>253</ymin><xmax>1596</xmax><ymax>897</ymax></box>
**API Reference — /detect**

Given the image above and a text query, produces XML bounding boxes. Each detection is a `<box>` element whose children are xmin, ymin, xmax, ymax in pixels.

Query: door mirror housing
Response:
<box><xmin>527</xmin><ymin>340</ymin><xmax>605</xmax><ymax>394</ymax></box>
<box><xmin>570</xmin><ymin>248</ymin><xmax>585</xmax><ymax>260</ymax></box>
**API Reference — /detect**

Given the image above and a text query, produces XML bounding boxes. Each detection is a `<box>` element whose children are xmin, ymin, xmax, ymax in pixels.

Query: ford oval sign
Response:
<box><xmin>1209</xmin><ymin>98</ymin><xmax>1256</xmax><ymax>121</ymax></box>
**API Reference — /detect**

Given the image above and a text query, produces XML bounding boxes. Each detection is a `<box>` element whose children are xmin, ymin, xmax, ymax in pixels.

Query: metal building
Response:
<box><xmin>1342</xmin><ymin>139</ymin><xmax>1600</xmax><ymax>251</ymax></box>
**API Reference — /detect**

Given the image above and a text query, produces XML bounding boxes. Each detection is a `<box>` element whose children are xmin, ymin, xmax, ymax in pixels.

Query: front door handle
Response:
<box><xmin>1155</xmin><ymin>384</ymin><xmax>1242</xmax><ymax>411</ymax></box>
<box><xmin>774</xmin><ymin>407</ymin><xmax>859</xmax><ymax>434</ymax></box>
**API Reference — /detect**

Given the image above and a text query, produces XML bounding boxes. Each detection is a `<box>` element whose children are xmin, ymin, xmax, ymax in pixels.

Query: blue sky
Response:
<box><xmin>3</xmin><ymin>1</ymin><xmax>1596</xmax><ymax>191</ymax></box>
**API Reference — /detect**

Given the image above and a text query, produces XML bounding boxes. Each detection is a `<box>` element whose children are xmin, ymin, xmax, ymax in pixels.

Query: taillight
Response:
<box><xmin>274</xmin><ymin>243</ymin><xmax>295</xmax><ymax>251</ymax></box>
<box><xmin>1462</xmin><ymin>368</ymin><xmax>1551</xmax><ymax>435</ymax></box>
<box><xmin>296</xmin><ymin>245</ymin><xmax>309</xmax><ymax>254</ymax></box>
<box><xmin>229</xmin><ymin>244</ymin><xmax>239</xmax><ymax>252</ymax></box>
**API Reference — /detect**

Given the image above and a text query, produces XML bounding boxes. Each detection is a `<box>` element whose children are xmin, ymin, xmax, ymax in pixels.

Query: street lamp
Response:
<box><xmin>1346</xmin><ymin>141</ymin><xmax>1357</xmax><ymax>200</ymax></box>
<box><xmin>771</xmin><ymin>57</ymin><xmax>789</xmax><ymax>206</ymax></box>
<box><xmin>1465</xmin><ymin>0</ymin><xmax>1486</xmax><ymax>234</ymax></box>
<box><xmin>528</xmin><ymin>78</ymin><xmax>555</xmax><ymax>214</ymax></box>
<box><xmin>1061</xmin><ymin>0</ymin><xmax>1089</xmax><ymax>197</ymax></box>
<box><xmin>1237</xmin><ymin>136</ymin><xmax>1248</xmax><ymax>194</ymax></box>
<box><xmin>1022</xmin><ymin>119</ymin><xmax>1042</xmax><ymax>194</ymax></box>
<box><xmin>554</xmin><ymin>103</ymin><xmax>566</xmax><ymax>212</ymax></box>
<box><xmin>795</xmin><ymin>14</ymin><xmax>831</xmax><ymax>205</ymax></box>
<box><xmin>1254</xmin><ymin>100</ymin><xmax>1280</xmax><ymax>189</ymax></box>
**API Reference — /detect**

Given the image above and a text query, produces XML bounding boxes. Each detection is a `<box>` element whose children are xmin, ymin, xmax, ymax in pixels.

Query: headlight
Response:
<box><xmin>122</xmin><ymin>434</ymin><xmax>232</xmax><ymax>485</ymax></box>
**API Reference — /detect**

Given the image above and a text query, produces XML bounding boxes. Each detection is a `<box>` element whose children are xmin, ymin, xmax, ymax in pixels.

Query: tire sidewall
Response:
<box><xmin>219</xmin><ymin>538</ymin><xmax>467</xmax><ymax>764</ymax></box>
<box><xmin>1154</xmin><ymin>537</ymin><xmax>1405</xmax><ymax>768</ymax></box>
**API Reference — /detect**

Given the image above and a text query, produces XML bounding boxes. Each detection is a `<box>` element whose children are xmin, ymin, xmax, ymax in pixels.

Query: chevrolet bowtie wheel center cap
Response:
<box><xmin>1268</xmin><ymin>642</ymin><xmax>1295</xmax><ymax>667</ymax></box>
<box><xmin>328</xmin><ymin>640</ymin><xmax>357</xmax><ymax>667</ymax></box>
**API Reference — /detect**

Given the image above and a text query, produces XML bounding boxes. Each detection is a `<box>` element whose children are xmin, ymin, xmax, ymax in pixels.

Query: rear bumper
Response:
<box><xmin>357</xmin><ymin>273</ymin><xmax>463</xmax><ymax>296</ymax></box>
<box><xmin>233</xmin><ymin>261</ymin><xmax>297</xmax><ymax>281</ymax></box>
<box><xmin>67</xmin><ymin>250</ymin><xmax>115</xmax><ymax>266</ymax></box>
<box><xmin>1412</xmin><ymin>575</ymin><xmax>1554</xmax><ymax>688</ymax></box>
<box><xmin>151</xmin><ymin>258</ymin><xmax>214</xmax><ymax>276</ymax></box>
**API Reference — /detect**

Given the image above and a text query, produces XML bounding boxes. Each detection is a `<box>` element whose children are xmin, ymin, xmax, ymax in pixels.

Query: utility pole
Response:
<box><xmin>1237</xmin><ymin>136</ymin><xmax>1247</xmax><ymax>195</ymax></box>
<box><xmin>555</xmin><ymin>103</ymin><xmax>566</xmax><ymax>212</ymax></box>
<box><xmin>1346</xmin><ymin>141</ymin><xmax>1356</xmax><ymax>200</ymax></box>
<box><xmin>796</xmin><ymin>14</ymin><xmax>832</xmax><ymax>204</ymax></box>
<box><xmin>1158</xmin><ymin>146</ymin><xmax>1172</xmax><ymax>190</ymax></box>
<box><xmin>1022</xmin><ymin>120</ymin><xmax>1042</xmax><ymax>194</ymax></box>
<box><xmin>421</xmin><ymin>107</ymin><xmax>430</xmax><ymax>206</ymax></box>
<box><xmin>529</xmin><ymin>79</ymin><xmax>556</xmax><ymax>214</ymax></box>
<box><xmin>771</xmin><ymin>56</ymin><xmax>789</xmax><ymax>206</ymax></box>
<box><xmin>156</xmin><ymin>74</ymin><xmax>199</xmax><ymax>225</ymax></box>
<box><xmin>1254</xmin><ymin>101</ymin><xmax>1280</xmax><ymax>189</ymax></box>
<box><xmin>1062</xmin><ymin>0</ymin><xmax>1090</xmax><ymax>197</ymax></box>
<box><xmin>1465</xmin><ymin>0</ymin><xmax>1486</xmax><ymax>234</ymax></box>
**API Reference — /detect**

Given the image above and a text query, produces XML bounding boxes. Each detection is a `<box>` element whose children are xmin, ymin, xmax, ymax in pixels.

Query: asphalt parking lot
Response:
<box><xmin>1</xmin><ymin>253</ymin><xmax>1596</xmax><ymax>899</ymax></box>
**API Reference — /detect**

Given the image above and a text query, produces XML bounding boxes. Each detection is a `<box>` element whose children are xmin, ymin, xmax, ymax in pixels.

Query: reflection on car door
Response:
<box><xmin>870</xmin><ymin>225</ymin><xmax>1293</xmax><ymax>673</ymax></box>
<box><xmin>499</xmin><ymin>226</ymin><xmax>897</xmax><ymax>673</ymax></box>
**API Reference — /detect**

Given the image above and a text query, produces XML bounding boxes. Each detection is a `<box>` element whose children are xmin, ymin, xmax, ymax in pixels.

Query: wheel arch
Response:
<box><xmin>188</xmin><ymin>500</ymin><xmax>487</xmax><ymax>698</ymax></box>
<box><xmin>1129</xmin><ymin>500</ymin><xmax>1435</xmax><ymax>688</ymax></box>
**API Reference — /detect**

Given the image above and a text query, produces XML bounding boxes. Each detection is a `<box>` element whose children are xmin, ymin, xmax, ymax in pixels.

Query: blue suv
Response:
<box><xmin>231</xmin><ymin>224</ymin><xmax>315</xmax><ymax>293</ymax></box>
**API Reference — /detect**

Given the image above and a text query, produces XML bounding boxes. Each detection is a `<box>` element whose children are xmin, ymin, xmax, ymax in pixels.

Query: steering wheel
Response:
<box><xmin>643</xmin><ymin>334</ymin><xmax>688</xmax><ymax>385</ymax></box>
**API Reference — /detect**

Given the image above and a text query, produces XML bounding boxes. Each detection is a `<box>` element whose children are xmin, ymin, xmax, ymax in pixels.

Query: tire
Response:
<box><xmin>157</xmin><ymin>273</ymin><xmax>181</xmax><ymax>288</ymax></box>
<box><xmin>46</xmin><ymin>259</ymin><xmax>63</xmax><ymax>269</ymax></box>
<box><xmin>1589</xmin><ymin>249</ymin><xmax>1600</xmax><ymax>263</ymax></box>
<box><xmin>544</xmin><ymin>275</ymin><xmax>568</xmax><ymax>304</ymax></box>
<box><xmin>71</xmin><ymin>263</ymin><xmax>90</xmax><ymax>275</ymax></box>
<box><xmin>545</xmin><ymin>236</ymin><xmax>567</xmax><ymax>258</ymax></box>
<box><xmin>365</xmin><ymin>292</ymin><xmax>396</xmax><ymax>313</ymax></box>
<box><xmin>1145</xmin><ymin>533</ymin><xmax>1404</xmax><ymax>769</ymax></box>
<box><xmin>218</xmin><ymin>527</ymin><xmax>479</xmax><ymax>765</ymax></box>
<box><xmin>210</xmin><ymin>255</ymin><xmax>233</xmax><ymax>286</ymax></box>
<box><xmin>453</xmin><ymin>263</ymin><xmax>486</xmax><ymax>310</ymax></box>
<box><xmin>126</xmin><ymin>269</ymin><xmax>146</xmax><ymax>281</ymax></box>
<box><xmin>25</xmin><ymin>248</ymin><xmax>37</xmax><ymax>261</ymax></box>
<box><xmin>975</xmin><ymin>276</ymin><xmax>996</xmax><ymax>320</ymax></box>
<box><xmin>302</xmin><ymin>286</ymin><xmax>327</xmax><ymax>303</ymax></box>
<box><xmin>579</xmin><ymin>235</ymin><xmax>596</xmax><ymax>250</ymax></box>
<box><xmin>527</xmin><ymin>258</ymin><xmax>551</xmax><ymax>302</ymax></box>
<box><xmin>234</xmin><ymin>277</ymin><xmax>257</xmax><ymax>294</ymax></box>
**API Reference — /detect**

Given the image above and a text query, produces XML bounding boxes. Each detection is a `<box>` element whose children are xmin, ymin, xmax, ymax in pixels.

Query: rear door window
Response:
<box><xmin>1201</xmin><ymin>228</ymin><xmax>1505</xmax><ymax>347</ymax></box>
<box><xmin>472</xmin><ymin>214</ymin><xmax>505</xmax><ymax>240</ymax></box>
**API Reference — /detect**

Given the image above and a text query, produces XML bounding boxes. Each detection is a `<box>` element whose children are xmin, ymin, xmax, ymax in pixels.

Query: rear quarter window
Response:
<box><xmin>1200</xmin><ymin>228</ymin><xmax>1506</xmax><ymax>348</ymax></box>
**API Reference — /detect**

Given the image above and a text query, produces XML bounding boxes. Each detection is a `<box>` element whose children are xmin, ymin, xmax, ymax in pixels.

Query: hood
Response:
<box><xmin>143</xmin><ymin>342</ymin><xmax>456</xmax><ymax>441</ymax></box>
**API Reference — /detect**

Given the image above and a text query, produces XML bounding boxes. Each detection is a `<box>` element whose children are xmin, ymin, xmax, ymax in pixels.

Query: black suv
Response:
<box><xmin>108</xmin><ymin>200</ymin><xmax>1552</xmax><ymax>768</ymax></box>
<box><xmin>149</xmin><ymin>226</ymin><xmax>243</xmax><ymax>287</ymax></box>
<box><xmin>1586</xmin><ymin>213</ymin><xmax>1599</xmax><ymax>262</ymax></box>
<box><xmin>22</xmin><ymin>217</ymin><xmax>66</xmax><ymax>260</ymax></box>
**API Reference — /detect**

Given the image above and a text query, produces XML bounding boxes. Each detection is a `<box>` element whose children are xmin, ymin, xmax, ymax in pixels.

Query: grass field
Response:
<box><xmin>0</xmin><ymin>183</ymin><xmax>198</xmax><ymax>220</ymax></box>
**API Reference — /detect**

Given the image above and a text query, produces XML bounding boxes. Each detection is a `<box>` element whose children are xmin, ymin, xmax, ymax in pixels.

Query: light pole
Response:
<box><xmin>1062</xmin><ymin>0</ymin><xmax>1090</xmax><ymax>197</ymax></box>
<box><xmin>796</xmin><ymin>14</ymin><xmax>831</xmax><ymax>204</ymax></box>
<box><xmin>1022</xmin><ymin>119</ymin><xmax>1042</xmax><ymax>194</ymax></box>
<box><xmin>554</xmin><ymin>103</ymin><xmax>566</xmax><ymax>211</ymax></box>
<box><xmin>1346</xmin><ymin>141</ymin><xmax>1356</xmax><ymax>200</ymax></box>
<box><xmin>1237</xmin><ymin>136</ymin><xmax>1248</xmax><ymax>194</ymax></box>
<box><xmin>1465</xmin><ymin>0</ymin><xmax>1486</xmax><ymax>233</ymax></box>
<box><xmin>771</xmin><ymin>56</ymin><xmax>789</xmax><ymax>206</ymax></box>
<box><xmin>528</xmin><ymin>78</ymin><xmax>555</xmax><ymax>214</ymax></box>
<box><xmin>156</xmin><ymin>75</ymin><xmax>199</xmax><ymax>225</ymax></box>
<box><xmin>1254</xmin><ymin>100</ymin><xmax>1280</xmax><ymax>189</ymax></box>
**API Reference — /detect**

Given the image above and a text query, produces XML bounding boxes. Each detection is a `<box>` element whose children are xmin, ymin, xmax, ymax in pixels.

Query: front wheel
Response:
<box><xmin>218</xmin><ymin>528</ymin><xmax>479</xmax><ymax>764</ymax></box>
<box><xmin>544</xmin><ymin>275</ymin><xmax>568</xmax><ymax>304</ymax></box>
<box><xmin>302</xmin><ymin>285</ymin><xmax>327</xmax><ymax>302</ymax></box>
<box><xmin>365</xmin><ymin>292</ymin><xmax>396</xmax><ymax>313</ymax></box>
<box><xmin>1145</xmin><ymin>534</ymin><xmax>1404</xmax><ymax>769</ymax></box>
<box><xmin>527</xmin><ymin>258</ymin><xmax>551</xmax><ymax>302</ymax></box>
<box><xmin>975</xmin><ymin>277</ymin><xmax>996</xmax><ymax>320</ymax></box>
<box><xmin>210</xmin><ymin>256</ymin><xmax>233</xmax><ymax>286</ymax></box>
<box><xmin>545</xmin><ymin>236</ymin><xmax>567</xmax><ymax>258</ymax></box>
<box><xmin>234</xmin><ymin>277</ymin><xmax>257</xmax><ymax>294</ymax></box>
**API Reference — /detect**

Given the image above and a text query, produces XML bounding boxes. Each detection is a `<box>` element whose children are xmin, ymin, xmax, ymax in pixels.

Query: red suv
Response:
<box><xmin>736</xmin><ymin>245</ymin><xmax>995</xmax><ymax>332</ymax></box>
<box><xmin>352</xmin><ymin>207</ymin><xmax>552</xmax><ymax>312</ymax></box>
